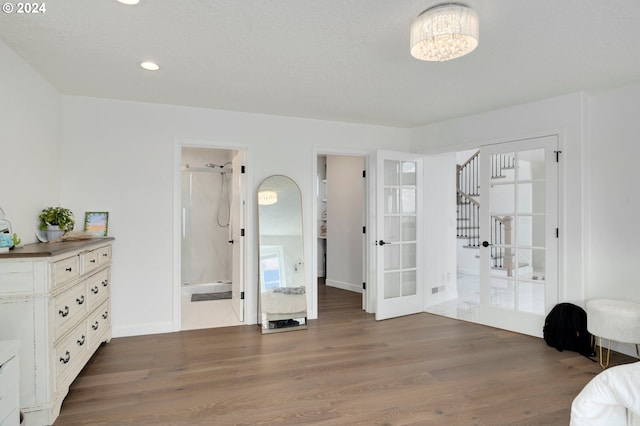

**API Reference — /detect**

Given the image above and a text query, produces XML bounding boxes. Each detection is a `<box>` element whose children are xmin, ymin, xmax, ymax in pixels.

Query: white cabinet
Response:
<box><xmin>0</xmin><ymin>239</ymin><xmax>114</xmax><ymax>426</ymax></box>
<box><xmin>0</xmin><ymin>340</ymin><xmax>20</xmax><ymax>426</ymax></box>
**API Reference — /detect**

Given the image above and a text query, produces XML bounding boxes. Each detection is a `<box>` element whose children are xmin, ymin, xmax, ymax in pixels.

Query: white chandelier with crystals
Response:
<box><xmin>410</xmin><ymin>4</ymin><xmax>479</xmax><ymax>62</ymax></box>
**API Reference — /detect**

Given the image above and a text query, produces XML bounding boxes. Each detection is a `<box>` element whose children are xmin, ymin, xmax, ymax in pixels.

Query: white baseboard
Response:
<box><xmin>112</xmin><ymin>321</ymin><xmax>174</xmax><ymax>338</ymax></box>
<box><xmin>326</xmin><ymin>279</ymin><xmax>362</xmax><ymax>294</ymax></box>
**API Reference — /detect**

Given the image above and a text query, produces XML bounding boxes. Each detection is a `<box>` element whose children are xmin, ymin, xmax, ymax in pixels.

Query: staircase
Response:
<box><xmin>456</xmin><ymin>151</ymin><xmax>523</xmax><ymax>276</ymax></box>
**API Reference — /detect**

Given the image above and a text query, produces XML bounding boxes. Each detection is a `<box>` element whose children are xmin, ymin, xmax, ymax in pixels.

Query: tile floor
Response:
<box><xmin>425</xmin><ymin>274</ymin><xmax>480</xmax><ymax>322</ymax></box>
<box><xmin>181</xmin><ymin>293</ymin><xmax>244</xmax><ymax>330</ymax></box>
<box><xmin>425</xmin><ymin>272</ymin><xmax>546</xmax><ymax>322</ymax></box>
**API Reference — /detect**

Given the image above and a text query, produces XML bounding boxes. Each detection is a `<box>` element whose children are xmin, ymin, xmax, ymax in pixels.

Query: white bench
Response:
<box><xmin>586</xmin><ymin>299</ymin><xmax>640</xmax><ymax>368</ymax></box>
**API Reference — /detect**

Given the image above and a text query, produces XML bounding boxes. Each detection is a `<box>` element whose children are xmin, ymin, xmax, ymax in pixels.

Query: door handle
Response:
<box><xmin>378</xmin><ymin>240</ymin><xmax>388</xmax><ymax>246</ymax></box>
<box><xmin>482</xmin><ymin>241</ymin><xmax>491</xmax><ymax>247</ymax></box>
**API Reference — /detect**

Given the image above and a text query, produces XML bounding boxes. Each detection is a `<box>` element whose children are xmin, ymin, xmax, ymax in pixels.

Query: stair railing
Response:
<box><xmin>457</xmin><ymin>189</ymin><xmax>480</xmax><ymax>247</ymax></box>
<box><xmin>457</xmin><ymin>150</ymin><xmax>515</xmax><ymax>274</ymax></box>
<box><xmin>491</xmin><ymin>153</ymin><xmax>515</xmax><ymax>179</ymax></box>
<box><xmin>490</xmin><ymin>215</ymin><xmax>514</xmax><ymax>275</ymax></box>
<box><xmin>457</xmin><ymin>150</ymin><xmax>480</xmax><ymax>197</ymax></box>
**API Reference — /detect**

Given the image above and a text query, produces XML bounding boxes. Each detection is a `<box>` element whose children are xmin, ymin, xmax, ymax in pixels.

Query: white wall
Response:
<box><xmin>587</xmin><ymin>83</ymin><xmax>640</xmax><ymax>303</ymax></box>
<box><xmin>60</xmin><ymin>95</ymin><xmax>410</xmax><ymax>337</ymax></box>
<box><xmin>0</xmin><ymin>41</ymin><xmax>61</xmax><ymax>241</ymax></box>
<box><xmin>326</xmin><ymin>155</ymin><xmax>365</xmax><ymax>293</ymax></box>
<box><xmin>423</xmin><ymin>152</ymin><xmax>458</xmax><ymax>306</ymax></box>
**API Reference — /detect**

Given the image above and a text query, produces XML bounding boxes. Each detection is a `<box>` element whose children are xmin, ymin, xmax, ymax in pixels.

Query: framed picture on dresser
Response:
<box><xmin>84</xmin><ymin>211</ymin><xmax>109</xmax><ymax>236</ymax></box>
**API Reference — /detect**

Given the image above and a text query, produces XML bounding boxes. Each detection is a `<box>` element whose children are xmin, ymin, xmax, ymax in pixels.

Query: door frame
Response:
<box><xmin>312</xmin><ymin>149</ymin><xmax>371</xmax><ymax>318</ymax></box>
<box><xmin>172</xmin><ymin>139</ymin><xmax>253</xmax><ymax>330</ymax></box>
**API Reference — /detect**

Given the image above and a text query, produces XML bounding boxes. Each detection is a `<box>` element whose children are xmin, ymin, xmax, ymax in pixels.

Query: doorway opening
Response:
<box><xmin>179</xmin><ymin>146</ymin><xmax>246</xmax><ymax>330</ymax></box>
<box><xmin>315</xmin><ymin>154</ymin><xmax>367</xmax><ymax>316</ymax></box>
<box><xmin>424</xmin><ymin>148</ymin><xmax>481</xmax><ymax>322</ymax></box>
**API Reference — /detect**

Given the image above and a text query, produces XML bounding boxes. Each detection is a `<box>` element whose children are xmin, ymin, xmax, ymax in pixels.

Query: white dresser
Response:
<box><xmin>0</xmin><ymin>340</ymin><xmax>20</xmax><ymax>426</ymax></box>
<box><xmin>0</xmin><ymin>238</ymin><xmax>114</xmax><ymax>426</ymax></box>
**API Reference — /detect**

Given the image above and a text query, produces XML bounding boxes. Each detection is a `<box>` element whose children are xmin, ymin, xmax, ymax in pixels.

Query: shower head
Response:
<box><xmin>205</xmin><ymin>162</ymin><xmax>232</xmax><ymax>171</ymax></box>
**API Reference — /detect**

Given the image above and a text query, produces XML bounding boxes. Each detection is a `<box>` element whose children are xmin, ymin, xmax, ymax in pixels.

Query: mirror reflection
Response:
<box><xmin>258</xmin><ymin>175</ymin><xmax>307</xmax><ymax>333</ymax></box>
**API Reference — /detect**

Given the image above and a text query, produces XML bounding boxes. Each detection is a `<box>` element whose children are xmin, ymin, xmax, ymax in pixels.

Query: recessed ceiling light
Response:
<box><xmin>118</xmin><ymin>0</ymin><xmax>140</xmax><ymax>5</ymax></box>
<box><xmin>140</xmin><ymin>61</ymin><xmax>159</xmax><ymax>71</ymax></box>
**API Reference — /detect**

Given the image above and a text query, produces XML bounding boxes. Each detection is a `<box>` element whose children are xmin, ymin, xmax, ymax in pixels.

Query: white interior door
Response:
<box><xmin>231</xmin><ymin>150</ymin><xmax>246</xmax><ymax>321</ymax></box>
<box><xmin>375</xmin><ymin>150</ymin><xmax>423</xmax><ymax>320</ymax></box>
<box><xmin>479</xmin><ymin>136</ymin><xmax>559</xmax><ymax>336</ymax></box>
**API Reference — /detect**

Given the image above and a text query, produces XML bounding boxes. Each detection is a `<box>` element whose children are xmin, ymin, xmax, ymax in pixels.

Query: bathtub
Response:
<box><xmin>181</xmin><ymin>281</ymin><xmax>232</xmax><ymax>296</ymax></box>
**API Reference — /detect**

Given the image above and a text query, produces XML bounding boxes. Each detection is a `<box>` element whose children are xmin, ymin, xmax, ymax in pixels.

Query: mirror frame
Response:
<box><xmin>257</xmin><ymin>175</ymin><xmax>307</xmax><ymax>334</ymax></box>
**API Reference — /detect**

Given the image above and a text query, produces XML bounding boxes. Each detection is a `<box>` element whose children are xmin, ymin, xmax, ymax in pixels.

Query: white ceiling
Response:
<box><xmin>2</xmin><ymin>0</ymin><xmax>640</xmax><ymax>128</ymax></box>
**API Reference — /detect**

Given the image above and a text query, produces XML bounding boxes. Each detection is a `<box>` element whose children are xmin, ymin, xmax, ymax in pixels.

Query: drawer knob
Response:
<box><xmin>90</xmin><ymin>259</ymin><xmax>96</xmax><ymax>264</ymax></box>
<box><xmin>102</xmin><ymin>279</ymin><xmax>108</xmax><ymax>287</ymax></box>
<box><xmin>60</xmin><ymin>351</ymin><xmax>70</xmax><ymax>364</ymax></box>
<box><xmin>92</xmin><ymin>321</ymin><xmax>99</xmax><ymax>331</ymax></box>
<box><xmin>59</xmin><ymin>306</ymin><xmax>70</xmax><ymax>317</ymax></box>
<box><xmin>102</xmin><ymin>311</ymin><xmax>109</xmax><ymax>319</ymax></box>
<box><xmin>76</xmin><ymin>295</ymin><xmax>85</xmax><ymax>305</ymax></box>
<box><xmin>77</xmin><ymin>335</ymin><xmax>86</xmax><ymax>346</ymax></box>
<box><xmin>102</xmin><ymin>253</ymin><xmax>108</xmax><ymax>257</ymax></box>
<box><xmin>91</xmin><ymin>286</ymin><xmax>99</xmax><ymax>294</ymax></box>
<box><xmin>65</xmin><ymin>267</ymin><xmax>73</xmax><ymax>272</ymax></box>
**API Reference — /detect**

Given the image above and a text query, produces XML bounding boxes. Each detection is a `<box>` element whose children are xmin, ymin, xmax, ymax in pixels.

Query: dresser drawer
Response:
<box><xmin>52</xmin><ymin>256</ymin><xmax>79</xmax><ymax>287</ymax></box>
<box><xmin>0</xmin><ymin>262</ymin><xmax>35</xmax><ymax>294</ymax></box>
<box><xmin>80</xmin><ymin>249</ymin><xmax>100</xmax><ymax>275</ymax></box>
<box><xmin>86</xmin><ymin>269</ymin><xmax>110</xmax><ymax>311</ymax></box>
<box><xmin>88</xmin><ymin>301</ymin><xmax>110</xmax><ymax>350</ymax></box>
<box><xmin>54</xmin><ymin>283</ymin><xmax>87</xmax><ymax>340</ymax></box>
<box><xmin>54</xmin><ymin>323</ymin><xmax>88</xmax><ymax>384</ymax></box>
<box><xmin>96</xmin><ymin>245</ymin><xmax>111</xmax><ymax>266</ymax></box>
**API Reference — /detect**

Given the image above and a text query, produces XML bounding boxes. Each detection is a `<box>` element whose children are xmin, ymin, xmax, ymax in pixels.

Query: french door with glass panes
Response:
<box><xmin>375</xmin><ymin>151</ymin><xmax>423</xmax><ymax>320</ymax></box>
<box><xmin>478</xmin><ymin>136</ymin><xmax>559</xmax><ymax>336</ymax></box>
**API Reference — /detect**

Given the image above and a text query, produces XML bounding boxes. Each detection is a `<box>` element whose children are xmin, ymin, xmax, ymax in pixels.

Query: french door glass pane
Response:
<box><xmin>515</xmin><ymin>248</ymin><xmax>546</xmax><ymax>281</ymax></box>
<box><xmin>402</xmin><ymin>243</ymin><xmax>416</xmax><ymax>268</ymax></box>
<box><xmin>384</xmin><ymin>217</ymin><xmax>400</xmax><ymax>242</ymax></box>
<box><xmin>402</xmin><ymin>270</ymin><xmax>417</xmax><ymax>296</ymax></box>
<box><xmin>401</xmin><ymin>188</ymin><xmax>416</xmax><ymax>214</ymax></box>
<box><xmin>517</xmin><ymin>215</ymin><xmax>545</xmax><ymax>247</ymax></box>
<box><xmin>384</xmin><ymin>160</ymin><xmax>399</xmax><ymax>185</ymax></box>
<box><xmin>517</xmin><ymin>149</ymin><xmax>545</xmax><ymax>180</ymax></box>
<box><xmin>517</xmin><ymin>281</ymin><xmax>545</xmax><ymax>314</ymax></box>
<box><xmin>517</xmin><ymin>181</ymin><xmax>545</xmax><ymax>214</ymax></box>
<box><xmin>384</xmin><ymin>188</ymin><xmax>399</xmax><ymax>214</ymax></box>
<box><xmin>402</xmin><ymin>217</ymin><xmax>416</xmax><ymax>241</ymax></box>
<box><xmin>490</xmin><ymin>277</ymin><xmax>515</xmax><ymax>309</ymax></box>
<box><xmin>489</xmin><ymin>183</ymin><xmax>515</xmax><ymax>214</ymax></box>
<box><xmin>384</xmin><ymin>271</ymin><xmax>401</xmax><ymax>299</ymax></box>
<box><xmin>401</xmin><ymin>161</ymin><xmax>416</xmax><ymax>185</ymax></box>
<box><xmin>384</xmin><ymin>245</ymin><xmax>400</xmax><ymax>271</ymax></box>
<box><xmin>491</xmin><ymin>153</ymin><xmax>515</xmax><ymax>181</ymax></box>
<box><xmin>490</xmin><ymin>216</ymin><xmax>514</xmax><ymax>246</ymax></box>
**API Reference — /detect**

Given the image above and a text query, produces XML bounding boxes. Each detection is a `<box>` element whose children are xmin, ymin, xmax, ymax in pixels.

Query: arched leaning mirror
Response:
<box><xmin>258</xmin><ymin>175</ymin><xmax>307</xmax><ymax>333</ymax></box>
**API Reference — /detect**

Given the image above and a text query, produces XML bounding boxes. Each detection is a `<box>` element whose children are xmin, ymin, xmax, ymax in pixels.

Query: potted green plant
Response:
<box><xmin>39</xmin><ymin>207</ymin><xmax>75</xmax><ymax>241</ymax></box>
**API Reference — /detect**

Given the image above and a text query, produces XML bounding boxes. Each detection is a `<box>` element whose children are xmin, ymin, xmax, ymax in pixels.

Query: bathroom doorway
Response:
<box><xmin>179</xmin><ymin>146</ymin><xmax>246</xmax><ymax>330</ymax></box>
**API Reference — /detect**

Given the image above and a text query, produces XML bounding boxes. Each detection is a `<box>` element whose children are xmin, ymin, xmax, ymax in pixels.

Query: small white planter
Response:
<box><xmin>45</xmin><ymin>225</ymin><xmax>65</xmax><ymax>242</ymax></box>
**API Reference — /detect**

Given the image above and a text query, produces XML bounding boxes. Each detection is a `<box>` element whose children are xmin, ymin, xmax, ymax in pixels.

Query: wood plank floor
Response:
<box><xmin>55</xmin><ymin>284</ymin><xmax>636</xmax><ymax>425</ymax></box>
